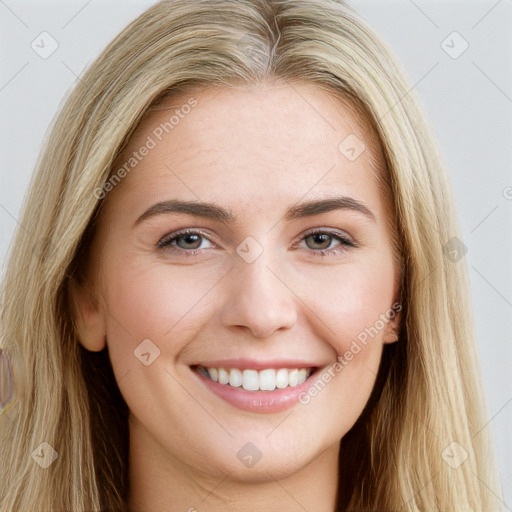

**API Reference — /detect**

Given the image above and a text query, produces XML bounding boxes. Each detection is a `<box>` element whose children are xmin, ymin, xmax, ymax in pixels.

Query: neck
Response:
<box><xmin>127</xmin><ymin>416</ymin><xmax>339</xmax><ymax>512</ymax></box>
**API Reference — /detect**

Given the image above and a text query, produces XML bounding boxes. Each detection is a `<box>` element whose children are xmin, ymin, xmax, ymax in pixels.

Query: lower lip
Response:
<box><xmin>193</xmin><ymin>368</ymin><xmax>318</xmax><ymax>413</ymax></box>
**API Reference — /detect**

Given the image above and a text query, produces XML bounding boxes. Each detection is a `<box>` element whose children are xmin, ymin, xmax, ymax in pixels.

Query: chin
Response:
<box><xmin>192</xmin><ymin>432</ymin><xmax>327</xmax><ymax>483</ymax></box>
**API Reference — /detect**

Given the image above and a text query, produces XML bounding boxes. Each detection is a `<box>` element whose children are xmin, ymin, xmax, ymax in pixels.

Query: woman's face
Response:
<box><xmin>76</xmin><ymin>82</ymin><xmax>400</xmax><ymax>481</ymax></box>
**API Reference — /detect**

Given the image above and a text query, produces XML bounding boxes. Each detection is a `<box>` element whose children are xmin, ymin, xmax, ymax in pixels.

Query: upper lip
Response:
<box><xmin>192</xmin><ymin>358</ymin><xmax>324</xmax><ymax>370</ymax></box>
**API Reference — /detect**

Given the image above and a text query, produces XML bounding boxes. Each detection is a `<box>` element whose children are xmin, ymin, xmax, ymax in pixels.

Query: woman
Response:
<box><xmin>0</xmin><ymin>0</ymin><xmax>501</xmax><ymax>510</ymax></box>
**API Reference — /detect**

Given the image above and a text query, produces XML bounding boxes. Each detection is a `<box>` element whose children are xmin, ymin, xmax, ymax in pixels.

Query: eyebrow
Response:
<box><xmin>134</xmin><ymin>200</ymin><xmax>235</xmax><ymax>226</ymax></box>
<box><xmin>133</xmin><ymin>196</ymin><xmax>375</xmax><ymax>227</ymax></box>
<box><xmin>284</xmin><ymin>197</ymin><xmax>375</xmax><ymax>222</ymax></box>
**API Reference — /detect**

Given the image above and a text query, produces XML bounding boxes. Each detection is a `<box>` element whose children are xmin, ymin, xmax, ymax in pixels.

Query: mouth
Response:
<box><xmin>193</xmin><ymin>365</ymin><xmax>315</xmax><ymax>391</ymax></box>
<box><xmin>191</xmin><ymin>362</ymin><xmax>321</xmax><ymax>413</ymax></box>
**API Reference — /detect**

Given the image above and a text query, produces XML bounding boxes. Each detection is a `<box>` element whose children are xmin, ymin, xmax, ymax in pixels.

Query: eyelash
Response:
<box><xmin>296</xmin><ymin>228</ymin><xmax>357</xmax><ymax>256</ymax></box>
<box><xmin>156</xmin><ymin>229</ymin><xmax>213</xmax><ymax>256</ymax></box>
<box><xmin>156</xmin><ymin>228</ymin><xmax>357</xmax><ymax>257</ymax></box>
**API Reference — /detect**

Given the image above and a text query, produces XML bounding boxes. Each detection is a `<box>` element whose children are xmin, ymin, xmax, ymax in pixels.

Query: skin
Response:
<box><xmin>72</xmin><ymin>81</ymin><xmax>401</xmax><ymax>512</ymax></box>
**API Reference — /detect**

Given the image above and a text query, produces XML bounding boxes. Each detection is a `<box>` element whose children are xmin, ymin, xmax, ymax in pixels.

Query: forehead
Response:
<box><xmin>104</xmin><ymin>81</ymin><xmax>386</xmax><ymax>221</ymax></box>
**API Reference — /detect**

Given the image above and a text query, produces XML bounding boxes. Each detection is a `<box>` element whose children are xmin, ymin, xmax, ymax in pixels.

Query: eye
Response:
<box><xmin>304</xmin><ymin>233</ymin><xmax>337</xmax><ymax>250</ymax></box>
<box><xmin>157</xmin><ymin>229</ymin><xmax>214</xmax><ymax>252</ymax></box>
<box><xmin>298</xmin><ymin>229</ymin><xmax>356</xmax><ymax>255</ymax></box>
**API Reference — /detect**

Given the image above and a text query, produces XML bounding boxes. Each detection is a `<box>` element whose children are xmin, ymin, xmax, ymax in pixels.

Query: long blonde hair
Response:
<box><xmin>0</xmin><ymin>1</ymin><xmax>500</xmax><ymax>510</ymax></box>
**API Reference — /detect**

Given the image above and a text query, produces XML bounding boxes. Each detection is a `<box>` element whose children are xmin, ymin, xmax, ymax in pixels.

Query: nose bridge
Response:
<box><xmin>219</xmin><ymin>249</ymin><xmax>297</xmax><ymax>338</ymax></box>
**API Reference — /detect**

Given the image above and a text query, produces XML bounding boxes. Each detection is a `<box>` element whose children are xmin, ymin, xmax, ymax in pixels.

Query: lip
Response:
<box><xmin>191</xmin><ymin>363</ymin><xmax>321</xmax><ymax>413</ymax></box>
<box><xmin>193</xmin><ymin>358</ymin><xmax>319</xmax><ymax>370</ymax></box>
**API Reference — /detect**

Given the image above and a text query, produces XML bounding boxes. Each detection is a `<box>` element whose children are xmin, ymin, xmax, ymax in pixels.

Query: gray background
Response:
<box><xmin>1</xmin><ymin>0</ymin><xmax>511</xmax><ymax>507</ymax></box>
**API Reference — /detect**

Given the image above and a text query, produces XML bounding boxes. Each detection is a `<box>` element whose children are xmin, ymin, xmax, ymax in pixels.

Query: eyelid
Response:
<box><xmin>291</xmin><ymin>228</ymin><xmax>357</xmax><ymax>258</ymax></box>
<box><xmin>295</xmin><ymin>227</ymin><xmax>356</xmax><ymax>246</ymax></box>
<box><xmin>156</xmin><ymin>228</ymin><xmax>217</xmax><ymax>249</ymax></box>
<box><xmin>156</xmin><ymin>226</ymin><xmax>357</xmax><ymax>256</ymax></box>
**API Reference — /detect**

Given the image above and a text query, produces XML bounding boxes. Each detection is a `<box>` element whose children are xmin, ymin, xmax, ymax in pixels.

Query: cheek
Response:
<box><xmin>99</xmin><ymin>256</ymin><xmax>226</xmax><ymax>365</ymax></box>
<box><xmin>97</xmin><ymin>258</ymin><xmax>228</xmax><ymax>425</ymax></box>
<box><xmin>298</xmin><ymin>254</ymin><xmax>397</xmax><ymax>352</ymax></box>
<box><xmin>291</xmin><ymin>257</ymin><xmax>395</xmax><ymax>437</ymax></box>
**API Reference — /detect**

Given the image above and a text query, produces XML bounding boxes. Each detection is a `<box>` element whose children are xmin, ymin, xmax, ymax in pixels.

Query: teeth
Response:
<box><xmin>198</xmin><ymin>366</ymin><xmax>313</xmax><ymax>391</ymax></box>
<box><xmin>259</xmin><ymin>369</ymin><xmax>275</xmax><ymax>391</ymax></box>
<box><xmin>242</xmin><ymin>369</ymin><xmax>259</xmax><ymax>391</ymax></box>
<box><xmin>275</xmin><ymin>368</ymin><xmax>289</xmax><ymax>389</ymax></box>
<box><xmin>297</xmin><ymin>368</ymin><xmax>308</xmax><ymax>384</ymax></box>
<box><xmin>218</xmin><ymin>368</ymin><xmax>229</xmax><ymax>385</ymax></box>
<box><xmin>229</xmin><ymin>368</ymin><xmax>242</xmax><ymax>387</ymax></box>
<box><xmin>288</xmin><ymin>369</ymin><xmax>299</xmax><ymax>387</ymax></box>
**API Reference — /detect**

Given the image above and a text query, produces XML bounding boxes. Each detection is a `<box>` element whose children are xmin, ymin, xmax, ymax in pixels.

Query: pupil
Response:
<box><xmin>179</xmin><ymin>234</ymin><xmax>201</xmax><ymax>249</ymax></box>
<box><xmin>308</xmin><ymin>233</ymin><xmax>331</xmax><ymax>249</ymax></box>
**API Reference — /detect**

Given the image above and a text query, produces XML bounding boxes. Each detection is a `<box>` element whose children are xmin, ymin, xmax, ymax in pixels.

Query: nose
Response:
<box><xmin>219</xmin><ymin>257</ymin><xmax>298</xmax><ymax>339</ymax></box>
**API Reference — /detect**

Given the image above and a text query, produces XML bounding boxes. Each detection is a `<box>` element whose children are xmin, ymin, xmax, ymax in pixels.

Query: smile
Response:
<box><xmin>195</xmin><ymin>366</ymin><xmax>313</xmax><ymax>391</ymax></box>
